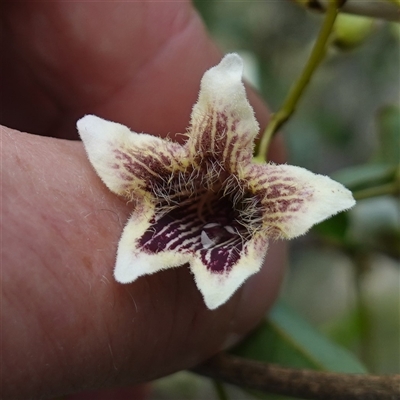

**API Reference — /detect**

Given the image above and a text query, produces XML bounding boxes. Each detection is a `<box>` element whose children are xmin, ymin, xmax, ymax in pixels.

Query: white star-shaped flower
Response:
<box><xmin>77</xmin><ymin>54</ymin><xmax>355</xmax><ymax>310</ymax></box>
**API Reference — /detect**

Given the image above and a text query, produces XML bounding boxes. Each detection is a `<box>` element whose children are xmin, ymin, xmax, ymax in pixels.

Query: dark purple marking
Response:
<box><xmin>195</xmin><ymin>108</ymin><xmax>243</xmax><ymax>164</ymax></box>
<box><xmin>263</xmin><ymin>198</ymin><xmax>304</xmax><ymax>214</ymax></box>
<box><xmin>256</xmin><ymin>178</ymin><xmax>268</xmax><ymax>186</ymax></box>
<box><xmin>199</xmin><ymin>241</ymin><xmax>243</xmax><ymax>274</ymax></box>
<box><xmin>266</xmin><ymin>175</ymin><xmax>283</xmax><ymax>183</ymax></box>
<box><xmin>114</xmin><ymin>147</ymin><xmax>174</xmax><ymax>184</ymax></box>
<box><xmin>119</xmin><ymin>173</ymin><xmax>134</xmax><ymax>182</ymax></box>
<box><xmin>136</xmin><ymin>169</ymin><xmax>261</xmax><ymax>274</ymax></box>
<box><xmin>267</xmin><ymin>184</ymin><xmax>297</xmax><ymax>199</ymax></box>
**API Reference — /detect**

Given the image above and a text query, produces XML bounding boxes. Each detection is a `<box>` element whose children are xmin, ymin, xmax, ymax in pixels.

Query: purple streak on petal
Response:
<box><xmin>136</xmin><ymin>176</ymin><xmax>259</xmax><ymax>275</ymax></box>
<box><xmin>200</xmin><ymin>242</ymin><xmax>243</xmax><ymax>274</ymax></box>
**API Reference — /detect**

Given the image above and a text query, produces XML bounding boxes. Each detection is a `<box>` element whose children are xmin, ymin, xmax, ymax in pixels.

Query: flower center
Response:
<box><xmin>138</xmin><ymin>168</ymin><xmax>262</xmax><ymax>272</ymax></box>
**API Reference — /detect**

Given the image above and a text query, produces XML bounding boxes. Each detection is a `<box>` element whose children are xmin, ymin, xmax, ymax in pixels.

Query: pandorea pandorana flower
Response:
<box><xmin>77</xmin><ymin>54</ymin><xmax>355</xmax><ymax>310</ymax></box>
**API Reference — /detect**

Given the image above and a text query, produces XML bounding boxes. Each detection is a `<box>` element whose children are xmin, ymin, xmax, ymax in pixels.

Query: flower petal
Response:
<box><xmin>114</xmin><ymin>201</ymin><xmax>191</xmax><ymax>283</ymax></box>
<box><xmin>115</xmin><ymin>191</ymin><xmax>267</xmax><ymax>310</ymax></box>
<box><xmin>77</xmin><ymin>115</ymin><xmax>185</xmax><ymax>199</ymax></box>
<box><xmin>186</xmin><ymin>53</ymin><xmax>259</xmax><ymax>172</ymax></box>
<box><xmin>245</xmin><ymin>164</ymin><xmax>356</xmax><ymax>239</ymax></box>
<box><xmin>190</xmin><ymin>234</ymin><xmax>268</xmax><ymax>309</ymax></box>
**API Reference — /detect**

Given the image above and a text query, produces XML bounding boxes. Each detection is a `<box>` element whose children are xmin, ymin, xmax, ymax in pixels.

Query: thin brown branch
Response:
<box><xmin>300</xmin><ymin>0</ymin><xmax>400</xmax><ymax>22</ymax></box>
<box><xmin>192</xmin><ymin>353</ymin><xmax>400</xmax><ymax>400</ymax></box>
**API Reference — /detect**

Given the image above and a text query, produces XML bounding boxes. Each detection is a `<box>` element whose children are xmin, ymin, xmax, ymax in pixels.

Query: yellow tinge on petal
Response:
<box><xmin>244</xmin><ymin>163</ymin><xmax>355</xmax><ymax>240</ymax></box>
<box><xmin>77</xmin><ymin>115</ymin><xmax>186</xmax><ymax>200</ymax></box>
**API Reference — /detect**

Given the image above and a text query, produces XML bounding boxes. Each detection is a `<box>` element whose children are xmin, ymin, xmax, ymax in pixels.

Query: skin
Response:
<box><xmin>1</xmin><ymin>2</ymin><xmax>286</xmax><ymax>399</ymax></box>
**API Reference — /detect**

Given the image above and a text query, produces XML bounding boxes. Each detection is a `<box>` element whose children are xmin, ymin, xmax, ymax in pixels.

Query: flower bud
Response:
<box><xmin>332</xmin><ymin>14</ymin><xmax>377</xmax><ymax>50</ymax></box>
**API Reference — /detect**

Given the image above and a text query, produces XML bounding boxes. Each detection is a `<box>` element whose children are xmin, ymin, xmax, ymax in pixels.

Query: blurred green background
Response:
<box><xmin>151</xmin><ymin>1</ymin><xmax>399</xmax><ymax>399</ymax></box>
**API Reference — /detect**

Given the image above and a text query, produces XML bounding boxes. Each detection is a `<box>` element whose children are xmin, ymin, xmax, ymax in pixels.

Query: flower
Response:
<box><xmin>77</xmin><ymin>54</ymin><xmax>355</xmax><ymax>310</ymax></box>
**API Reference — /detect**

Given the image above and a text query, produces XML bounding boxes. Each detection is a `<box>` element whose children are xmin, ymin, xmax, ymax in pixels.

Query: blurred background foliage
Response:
<box><xmin>151</xmin><ymin>1</ymin><xmax>399</xmax><ymax>399</ymax></box>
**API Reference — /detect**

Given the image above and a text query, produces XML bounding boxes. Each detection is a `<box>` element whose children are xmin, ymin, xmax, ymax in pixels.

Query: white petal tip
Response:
<box><xmin>219</xmin><ymin>53</ymin><xmax>243</xmax><ymax>71</ymax></box>
<box><xmin>77</xmin><ymin>115</ymin><xmax>110</xmax><ymax>146</ymax></box>
<box><xmin>77</xmin><ymin>114</ymin><xmax>133</xmax><ymax>159</ymax></box>
<box><xmin>198</xmin><ymin>278</ymin><xmax>243</xmax><ymax>310</ymax></box>
<box><xmin>115</xmin><ymin>245</ymin><xmax>151</xmax><ymax>283</ymax></box>
<box><xmin>190</xmin><ymin>244</ymin><xmax>265</xmax><ymax>310</ymax></box>
<box><xmin>202</xmin><ymin>292</ymin><xmax>232</xmax><ymax>310</ymax></box>
<box><xmin>287</xmin><ymin>175</ymin><xmax>356</xmax><ymax>238</ymax></box>
<box><xmin>77</xmin><ymin>114</ymin><xmax>105</xmax><ymax>134</ymax></box>
<box><xmin>214</xmin><ymin>53</ymin><xmax>243</xmax><ymax>80</ymax></box>
<box><xmin>203</xmin><ymin>53</ymin><xmax>244</xmax><ymax>87</ymax></box>
<box><xmin>321</xmin><ymin>179</ymin><xmax>356</xmax><ymax>214</ymax></box>
<box><xmin>114</xmin><ymin>254</ymin><xmax>139</xmax><ymax>284</ymax></box>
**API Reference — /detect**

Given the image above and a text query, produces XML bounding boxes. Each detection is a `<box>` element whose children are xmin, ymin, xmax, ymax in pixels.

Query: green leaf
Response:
<box><xmin>332</xmin><ymin>163</ymin><xmax>397</xmax><ymax>192</ymax></box>
<box><xmin>322</xmin><ymin>304</ymin><xmax>374</xmax><ymax>355</ymax></box>
<box><xmin>349</xmin><ymin>197</ymin><xmax>400</xmax><ymax>258</ymax></box>
<box><xmin>329</xmin><ymin>107</ymin><xmax>400</xmax><ymax>204</ymax></box>
<box><xmin>231</xmin><ymin>302</ymin><xmax>367</xmax><ymax>399</ymax></box>
<box><xmin>233</xmin><ymin>301</ymin><xmax>367</xmax><ymax>373</ymax></box>
<box><xmin>375</xmin><ymin>105</ymin><xmax>400</xmax><ymax>164</ymax></box>
<box><xmin>313</xmin><ymin>212</ymin><xmax>349</xmax><ymax>243</ymax></box>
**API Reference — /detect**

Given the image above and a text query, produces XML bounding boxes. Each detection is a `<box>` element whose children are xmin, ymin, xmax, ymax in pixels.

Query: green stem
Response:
<box><xmin>212</xmin><ymin>379</ymin><xmax>230</xmax><ymax>400</ymax></box>
<box><xmin>353</xmin><ymin>182</ymin><xmax>400</xmax><ymax>200</ymax></box>
<box><xmin>254</xmin><ymin>0</ymin><xmax>340</xmax><ymax>163</ymax></box>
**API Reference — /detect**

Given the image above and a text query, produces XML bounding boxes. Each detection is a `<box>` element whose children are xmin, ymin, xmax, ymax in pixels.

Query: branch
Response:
<box><xmin>298</xmin><ymin>0</ymin><xmax>400</xmax><ymax>22</ymax></box>
<box><xmin>342</xmin><ymin>0</ymin><xmax>400</xmax><ymax>22</ymax></box>
<box><xmin>193</xmin><ymin>353</ymin><xmax>400</xmax><ymax>400</ymax></box>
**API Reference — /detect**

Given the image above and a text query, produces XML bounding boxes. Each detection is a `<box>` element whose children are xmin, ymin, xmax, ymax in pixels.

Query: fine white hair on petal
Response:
<box><xmin>115</xmin><ymin>249</ymin><xmax>189</xmax><ymax>283</ymax></box>
<box><xmin>187</xmin><ymin>53</ymin><xmax>260</xmax><ymax>171</ymax></box>
<box><xmin>77</xmin><ymin>114</ymin><xmax>132</xmax><ymax>158</ymax></box>
<box><xmin>77</xmin><ymin>115</ymin><xmax>134</xmax><ymax>194</ymax></box>
<box><xmin>77</xmin><ymin>114</ymin><xmax>126</xmax><ymax>143</ymax></box>
<box><xmin>247</xmin><ymin>163</ymin><xmax>356</xmax><ymax>240</ymax></box>
<box><xmin>195</xmin><ymin>53</ymin><xmax>258</xmax><ymax>126</ymax></box>
<box><xmin>77</xmin><ymin>114</ymin><xmax>183</xmax><ymax>197</ymax></box>
<box><xmin>285</xmin><ymin>169</ymin><xmax>355</xmax><ymax>238</ymax></box>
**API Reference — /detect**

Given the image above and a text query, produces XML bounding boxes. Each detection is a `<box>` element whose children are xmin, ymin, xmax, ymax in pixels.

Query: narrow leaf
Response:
<box><xmin>231</xmin><ymin>302</ymin><xmax>367</xmax><ymax>399</ymax></box>
<box><xmin>233</xmin><ymin>301</ymin><xmax>367</xmax><ymax>373</ymax></box>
